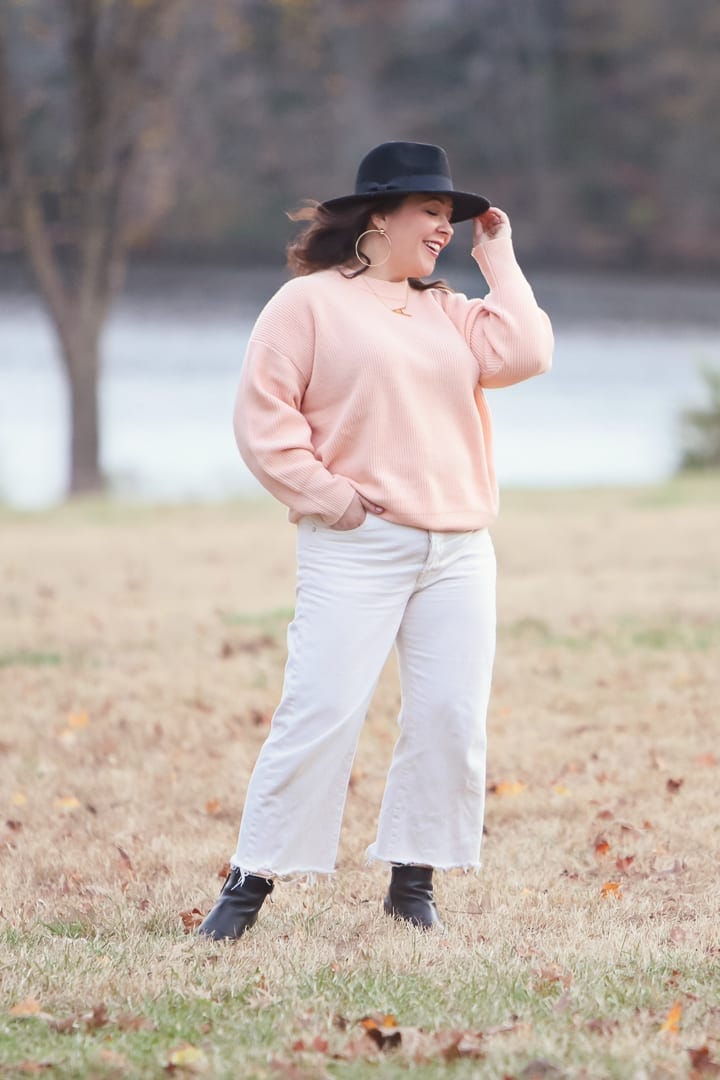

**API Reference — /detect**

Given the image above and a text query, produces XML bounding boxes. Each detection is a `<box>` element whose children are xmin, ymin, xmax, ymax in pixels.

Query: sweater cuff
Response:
<box><xmin>322</xmin><ymin>482</ymin><xmax>359</xmax><ymax>525</ymax></box>
<box><xmin>470</xmin><ymin>234</ymin><xmax>524</xmax><ymax>291</ymax></box>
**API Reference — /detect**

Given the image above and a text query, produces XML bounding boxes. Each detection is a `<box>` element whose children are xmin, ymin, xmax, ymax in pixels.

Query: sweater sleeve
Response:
<box><xmin>435</xmin><ymin>234</ymin><xmax>553</xmax><ymax>389</ymax></box>
<box><xmin>233</xmin><ymin>291</ymin><xmax>358</xmax><ymax>524</ymax></box>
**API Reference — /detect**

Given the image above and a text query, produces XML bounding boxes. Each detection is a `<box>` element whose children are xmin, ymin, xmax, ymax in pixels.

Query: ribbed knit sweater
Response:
<box><xmin>234</xmin><ymin>233</ymin><xmax>553</xmax><ymax>530</ymax></box>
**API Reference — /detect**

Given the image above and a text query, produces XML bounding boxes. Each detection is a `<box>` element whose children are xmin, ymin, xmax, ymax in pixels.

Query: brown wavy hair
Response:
<box><xmin>286</xmin><ymin>198</ymin><xmax>452</xmax><ymax>293</ymax></box>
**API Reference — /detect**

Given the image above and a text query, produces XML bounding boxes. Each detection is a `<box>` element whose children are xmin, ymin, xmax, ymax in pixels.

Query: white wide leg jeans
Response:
<box><xmin>231</xmin><ymin>513</ymin><xmax>497</xmax><ymax>877</ymax></box>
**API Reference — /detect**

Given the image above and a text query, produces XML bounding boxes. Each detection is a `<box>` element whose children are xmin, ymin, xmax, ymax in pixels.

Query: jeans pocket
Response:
<box><xmin>330</xmin><ymin>513</ymin><xmax>369</xmax><ymax>534</ymax></box>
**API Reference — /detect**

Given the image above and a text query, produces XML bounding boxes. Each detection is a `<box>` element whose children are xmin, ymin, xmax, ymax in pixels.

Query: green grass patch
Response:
<box><xmin>39</xmin><ymin>921</ymin><xmax>95</xmax><ymax>940</ymax></box>
<box><xmin>2</xmin><ymin>947</ymin><xmax>717</xmax><ymax>1078</ymax></box>
<box><xmin>0</xmin><ymin>649</ymin><xmax>62</xmax><ymax>668</ymax></box>
<box><xmin>217</xmin><ymin>607</ymin><xmax>295</xmax><ymax>628</ymax></box>
<box><xmin>502</xmin><ymin>614</ymin><xmax>720</xmax><ymax>652</ymax></box>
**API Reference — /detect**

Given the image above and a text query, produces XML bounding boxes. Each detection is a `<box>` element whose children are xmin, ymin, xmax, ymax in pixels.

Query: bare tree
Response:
<box><xmin>0</xmin><ymin>0</ymin><xmax>189</xmax><ymax>493</ymax></box>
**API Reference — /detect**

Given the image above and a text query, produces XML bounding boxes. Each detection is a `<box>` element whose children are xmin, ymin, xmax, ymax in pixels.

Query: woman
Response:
<box><xmin>198</xmin><ymin>141</ymin><xmax>552</xmax><ymax>940</ymax></box>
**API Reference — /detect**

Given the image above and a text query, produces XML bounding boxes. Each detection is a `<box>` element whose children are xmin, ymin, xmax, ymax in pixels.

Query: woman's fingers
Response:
<box><xmin>359</xmin><ymin>495</ymin><xmax>384</xmax><ymax>514</ymax></box>
<box><xmin>473</xmin><ymin>206</ymin><xmax>511</xmax><ymax>245</ymax></box>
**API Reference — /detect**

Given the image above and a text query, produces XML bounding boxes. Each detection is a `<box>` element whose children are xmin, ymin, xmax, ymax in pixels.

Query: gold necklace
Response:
<box><xmin>361</xmin><ymin>275</ymin><xmax>413</xmax><ymax>317</ymax></box>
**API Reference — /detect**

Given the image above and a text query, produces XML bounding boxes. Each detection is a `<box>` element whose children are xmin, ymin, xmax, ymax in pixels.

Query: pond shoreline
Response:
<box><xmin>1</xmin><ymin>258</ymin><xmax>720</xmax><ymax>328</ymax></box>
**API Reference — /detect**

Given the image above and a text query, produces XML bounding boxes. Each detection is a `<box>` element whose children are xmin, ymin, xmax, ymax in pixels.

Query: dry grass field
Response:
<box><xmin>1</xmin><ymin>476</ymin><xmax>719</xmax><ymax>1078</ymax></box>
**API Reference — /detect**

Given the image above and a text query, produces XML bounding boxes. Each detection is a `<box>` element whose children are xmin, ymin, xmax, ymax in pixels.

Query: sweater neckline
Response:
<box><xmin>339</xmin><ymin>270</ymin><xmax>413</xmax><ymax>303</ymax></box>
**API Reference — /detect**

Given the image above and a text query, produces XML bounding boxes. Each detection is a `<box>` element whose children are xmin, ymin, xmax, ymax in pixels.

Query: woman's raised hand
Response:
<box><xmin>472</xmin><ymin>206</ymin><xmax>511</xmax><ymax>247</ymax></box>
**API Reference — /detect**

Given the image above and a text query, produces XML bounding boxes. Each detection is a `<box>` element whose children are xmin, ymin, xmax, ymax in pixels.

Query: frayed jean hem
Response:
<box><xmin>229</xmin><ymin>862</ymin><xmax>337</xmax><ymax>886</ymax></box>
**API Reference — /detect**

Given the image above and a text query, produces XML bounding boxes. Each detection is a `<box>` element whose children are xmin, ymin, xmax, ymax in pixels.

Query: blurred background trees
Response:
<box><xmin>1</xmin><ymin>0</ymin><xmax>719</xmax><ymax>493</ymax></box>
<box><xmin>3</xmin><ymin>0</ymin><xmax>720</xmax><ymax>272</ymax></box>
<box><xmin>0</xmin><ymin>0</ymin><xmax>201</xmax><ymax>491</ymax></box>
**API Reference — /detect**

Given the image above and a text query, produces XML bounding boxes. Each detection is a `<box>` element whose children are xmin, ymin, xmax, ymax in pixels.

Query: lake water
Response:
<box><xmin>1</xmin><ymin>265</ymin><xmax>719</xmax><ymax>508</ymax></box>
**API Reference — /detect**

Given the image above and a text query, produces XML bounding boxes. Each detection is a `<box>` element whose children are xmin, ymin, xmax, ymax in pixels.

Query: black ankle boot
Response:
<box><xmin>197</xmin><ymin>868</ymin><xmax>274</xmax><ymax>941</ymax></box>
<box><xmin>383</xmin><ymin>864</ymin><xmax>443</xmax><ymax>929</ymax></box>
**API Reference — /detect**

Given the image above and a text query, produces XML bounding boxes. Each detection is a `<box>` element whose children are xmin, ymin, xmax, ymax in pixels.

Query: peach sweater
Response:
<box><xmin>234</xmin><ymin>234</ymin><xmax>552</xmax><ymax>531</ymax></box>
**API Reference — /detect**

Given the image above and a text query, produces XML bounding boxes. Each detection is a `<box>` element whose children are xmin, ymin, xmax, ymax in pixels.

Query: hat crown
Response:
<box><xmin>320</xmin><ymin>139</ymin><xmax>490</xmax><ymax>223</ymax></box>
<box><xmin>356</xmin><ymin>142</ymin><xmax>452</xmax><ymax>191</ymax></box>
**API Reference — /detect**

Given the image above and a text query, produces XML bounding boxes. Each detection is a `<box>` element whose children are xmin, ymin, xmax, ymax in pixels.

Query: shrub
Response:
<box><xmin>679</xmin><ymin>365</ymin><xmax>720</xmax><ymax>470</ymax></box>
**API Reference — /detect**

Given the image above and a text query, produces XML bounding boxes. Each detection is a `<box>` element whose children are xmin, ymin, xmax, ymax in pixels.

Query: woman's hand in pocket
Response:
<box><xmin>331</xmin><ymin>494</ymin><xmax>385</xmax><ymax>531</ymax></box>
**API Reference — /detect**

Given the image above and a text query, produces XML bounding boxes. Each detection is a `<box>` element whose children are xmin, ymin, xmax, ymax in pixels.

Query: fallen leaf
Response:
<box><xmin>594</xmin><ymin>836</ymin><xmax>611</xmax><ymax>856</ymax></box>
<box><xmin>269</xmin><ymin>1057</ymin><xmax>318</xmax><ymax>1077</ymax></box>
<box><xmin>47</xmin><ymin>1003</ymin><xmax>108</xmax><ymax>1034</ymax></box>
<box><xmin>337</xmin><ymin>1032</ymin><xmax>383</xmax><ymax>1060</ymax></box>
<box><xmin>166</xmin><ymin>1043</ymin><xmax>208</xmax><ymax>1072</ymax></box>
<box><xmin>53</xmin><ymin>796</ymin><xmax>81</xmax><ymax>812</ymax></box>
<box><xmin>205</xmin><ymin>799</ymin><xmax>221</xmax><ymax>816</ymax></box>
<box><xmin>490</xmin><ymin>780</ymin><xmax>527</xmax><ymax>797</ymax></box>
<box><xmin>585</xmin><ymin>1017</ymin><xmax>619</xmax><ymax>1035</ymax></box>
<box><xmin>68</xmin><ymin>711</ymin><xmax>89</xmax><ymax>729</ymax></box>
<box><xmin>441</xmin><ymin>1030</ymin><xmax>485</xmax><ymax>1060</ymax></box>
<box><xmin>116</xmin><ymin>1012</ymin><xmax>157</xmax><ymax>1032</ymax></box>
<box><xmin>360</xmin><ymin>1014</ymin><xmax>398</xmax><ymax>1031</ymax></box>
<box><xmin>666</xmin><ymin>777</ymin><xmax>684</xmax><ymax>794</ymax></box>
<box><xmin>659</xmin><ymin>1001</ymin><xmax>682</xmax><ymax>1034</ymax></box>
<box><xmin>116</xmin><ymin>846</ymin><xmax>134</xmax><ymax>874</ymax></box>
<box><xmin>312</xmin><ymin>1036</ymin><xmax>329</xmax><ymax>1052</ymax></box>
<box><xmin>688</xmin><ymin>1045</ymin><xmax>720</xmax><ymax>1075</ymax></box>
<box><xmin>534</xmin><ymin>966</ymin><xmax>572</xmax><ymax>990</ymax></box>
<box><xmin>10</xmin><ymin>998</ymin><xmax>42</xmax><ymax>1018</ymax></box>
<box><xmin>520</xmin><ymin>1060</ymin><xmax>564</xmax><ymax>1078</ymax></box>
<box><xmin>99</xmin><ymin>1049</ymin><xmax>128</xmax><ymax>1068</ymax></box>
<box><xmin>615</xmin><ymin>854</ymin><xmax>635</xmax><ymax>874</ymax></box>
<box><xmin>179</xmin><ymin>908</ymin><xmax>205</xmax><ymax>933</ymax></box>
<box><xmin>85</xmin><ymin>1003</ymin><xmax>109</xmax><ymax>1031</ymax></box>
<box><xmin>48</xmin><ymin>1015</ymin><xmax>77</xmax><ymax>1034</ymax></box>
<box><xmin>359</xmin><ymin>1015</ymin><xmax>401</xmax><ymax>1051</ymax></box>
<box><xmin>601</xmin><ymin>881</ymin><xmax>622</xmax><ymax>899</ymax></box>
<box><xmin>5</xmin><ymin>1063</ymin><xmax>54</xmax><ymax>1074</ymax></box>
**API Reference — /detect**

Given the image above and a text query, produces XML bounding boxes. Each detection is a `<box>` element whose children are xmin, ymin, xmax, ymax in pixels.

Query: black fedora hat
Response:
<box><xmin>321</xmin><ymin>141</ymin><xmax>490</xmax><ymax>223</ymax></box>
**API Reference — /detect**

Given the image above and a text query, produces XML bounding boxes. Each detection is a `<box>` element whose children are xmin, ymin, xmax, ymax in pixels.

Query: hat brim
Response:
<box><xmin>320</xmin><ymin>189</ymin><xmax>490</xmax><ymax>224</ymax></box>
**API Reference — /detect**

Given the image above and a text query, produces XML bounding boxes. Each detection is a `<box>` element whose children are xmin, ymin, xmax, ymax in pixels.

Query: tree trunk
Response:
<box><xmin>61</xmin><ymin>323</ymin><xmax>104</xmax><ymax>495</ymax></box>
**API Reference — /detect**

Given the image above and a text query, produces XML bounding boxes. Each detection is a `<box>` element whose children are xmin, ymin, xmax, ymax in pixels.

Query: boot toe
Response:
<box><xmin>383</xmin><ymin>892</ymin><xmax>444</xmax><ymax>931</ymax></box>
<box><xmin>197</xmin><ymin>897</ymin><xmax>259</xmax><ymax>941</ymax></box>
<box><xmin>196</xmin><ymin>870</ymin><xmax>273</xmax><ymax>942</ymax></box>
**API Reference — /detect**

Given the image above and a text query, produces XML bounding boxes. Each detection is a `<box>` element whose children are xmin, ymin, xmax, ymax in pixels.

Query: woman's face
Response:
<box><xmin>370</xmin><ymin>194</ymin><xmax>454</xmax><ymax>280</ymax></box>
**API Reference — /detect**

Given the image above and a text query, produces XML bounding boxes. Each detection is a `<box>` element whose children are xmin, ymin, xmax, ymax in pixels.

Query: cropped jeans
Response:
<box><xmin>231</xmin><ymin>512</ymin><xmax>497</xmax><ymax>877</ymax></box>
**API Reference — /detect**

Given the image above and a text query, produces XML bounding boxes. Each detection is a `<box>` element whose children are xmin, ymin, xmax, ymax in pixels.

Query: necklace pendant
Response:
<box><xmin>392</xmin><ymin>307</ymin><xmax>412</xmax><ymax>317</ymax></box>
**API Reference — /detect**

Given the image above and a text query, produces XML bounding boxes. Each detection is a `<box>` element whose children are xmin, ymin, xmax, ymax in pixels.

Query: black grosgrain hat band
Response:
<box><xmin>360</xmin><ymin>173</ymin><xmax>452</xmax><ymax>195</ymax></box>
<box><xmin>320</xmin><ymin>141</ymin><xmax>490</xmax><ymax>223</ymax></box>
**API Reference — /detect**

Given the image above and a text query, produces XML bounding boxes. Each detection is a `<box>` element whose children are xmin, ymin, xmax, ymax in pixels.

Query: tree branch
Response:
<box><xmin>0</xmin><ymin>15</ymin><xmax>70</xmax><ymax>340</ymax></box>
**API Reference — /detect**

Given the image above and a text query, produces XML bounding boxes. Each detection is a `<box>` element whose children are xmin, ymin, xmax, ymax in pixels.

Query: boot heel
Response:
<box><xmin>383</xmin><ymin>864</ymin><xmax>443</xmax><ymax>930</ymax></box>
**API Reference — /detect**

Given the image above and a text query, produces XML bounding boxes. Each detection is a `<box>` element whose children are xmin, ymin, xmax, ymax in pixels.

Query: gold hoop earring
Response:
<box><xmin>354</xmin><ymin>228</ymin><xmax>392</xmax><ymax>267</ymax></box>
